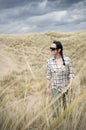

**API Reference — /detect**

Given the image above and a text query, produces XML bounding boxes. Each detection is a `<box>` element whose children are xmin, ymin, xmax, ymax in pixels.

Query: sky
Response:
<box><xmin>0</xmin><ymin>0</ymin><xmax>86</xmax><ymax>34</ymax></box>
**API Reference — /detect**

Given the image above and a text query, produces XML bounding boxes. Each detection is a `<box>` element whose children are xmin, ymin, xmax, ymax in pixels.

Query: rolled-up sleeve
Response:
<box><xmin>68</xmin><ymin>58</ymin><xmax>75</xmax><ymax>78</ymax></box>
<box><xmin>46</xmin><ymin>60</ymin><xmax>52</xmax><ymax>80</ymax></box>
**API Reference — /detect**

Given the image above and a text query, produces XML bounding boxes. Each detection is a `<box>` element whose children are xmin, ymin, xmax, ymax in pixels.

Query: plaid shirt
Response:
<box><xmin>46</xmin><ymin>56</ymin><xmax>75</xmax><ymax>92</ymax></box>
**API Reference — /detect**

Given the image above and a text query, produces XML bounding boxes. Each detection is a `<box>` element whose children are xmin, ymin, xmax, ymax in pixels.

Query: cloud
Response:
<box><xmin>0</xmin><ymin>0</ymin><xmax>86</xmax><ymax>33</ymax></box>
<box><xmin>28</xmin><ymin>11</ymin><xmax>67</xmax><ymax>24</ymax></box>
<box><xmin>38</xmin><ymin>0</ymin><xmax>48</xmax><ymax>9</ymax></box>
<box><xmin>0</xmin><ymin>0</ymin><xmax>33</xmax><ymax>10</ymax></box>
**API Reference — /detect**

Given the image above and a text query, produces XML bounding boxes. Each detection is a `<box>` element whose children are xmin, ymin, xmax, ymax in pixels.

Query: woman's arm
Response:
<box><xmin>67</xmin><ymin>77</ymin><xmax>73</xmax><ymax>90</ymax></box>
<box><xmin>46</xmin><ymin>79</ymin><xmax>51</xmax><ymax>95</ymax></box>
<box><xmin>66</xmin><ymin>58</ymin><xmax>75</xmax><ymax>92</ymax></box>
<box><xmin>63</xmin><ymin>57</ymin><xmax>75</xmax><ymax>93</ymax></box>
<box><xmin>46</xmin><ymin>60</ymin><xmax>52</xmax><ymax>95</ymax></box>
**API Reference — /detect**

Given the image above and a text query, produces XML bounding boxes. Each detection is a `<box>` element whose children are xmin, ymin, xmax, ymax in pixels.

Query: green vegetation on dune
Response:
<box><xmin>0</xmin><ymin>31</ymin><xmax>86</xmax><ymax>130</ymax></box>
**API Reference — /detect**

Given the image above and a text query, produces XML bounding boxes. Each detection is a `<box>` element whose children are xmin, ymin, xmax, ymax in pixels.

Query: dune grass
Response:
<box><xmin>0</xmin><ymin>31</ymin><xmax>86</xmax><ymax>130</ymax></box>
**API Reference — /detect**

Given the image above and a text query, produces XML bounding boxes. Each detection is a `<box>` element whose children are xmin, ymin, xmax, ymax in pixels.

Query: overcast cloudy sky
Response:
<box><xmin>0</xmin><ymin>0</ymin><xmax>86</xmax><ymax>34</ymax></box>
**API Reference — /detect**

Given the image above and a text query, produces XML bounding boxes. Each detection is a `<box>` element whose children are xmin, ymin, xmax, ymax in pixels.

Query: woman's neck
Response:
<box><xmin>55</xmin><ymin>54</ymin><xmax>62</xmax><ymax>66</ymax></box>
<box><xmin>55</xmin><ymin>54</ymin><xmax>61</xmax><ymax>59</ymax></box>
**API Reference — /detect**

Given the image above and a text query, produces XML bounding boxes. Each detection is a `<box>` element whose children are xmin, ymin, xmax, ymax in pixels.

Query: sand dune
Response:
<box><xmin>0</xmin><ymin>31</ymin><xmax>86</xmax><ymax>130</ymax></box>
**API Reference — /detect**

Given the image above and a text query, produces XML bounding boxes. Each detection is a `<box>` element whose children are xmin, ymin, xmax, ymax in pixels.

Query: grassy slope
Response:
<box><xmin>0</xmin><ymin>31</ymin><xmax>86</xmax><ymax>130</ymax></box>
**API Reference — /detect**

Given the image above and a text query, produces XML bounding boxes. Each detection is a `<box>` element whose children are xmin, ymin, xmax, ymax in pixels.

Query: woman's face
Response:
<box><xmin>50</xmin><ymin>43</ymin><xmax>58</xmax><ymax>56</ymax></box>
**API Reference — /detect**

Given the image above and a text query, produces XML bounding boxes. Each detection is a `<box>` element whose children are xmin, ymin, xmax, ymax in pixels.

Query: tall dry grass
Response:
<box><xmin>0</xmin><ymin>31</ymin><xmax>86</xmax><ymax>130</ymax></box>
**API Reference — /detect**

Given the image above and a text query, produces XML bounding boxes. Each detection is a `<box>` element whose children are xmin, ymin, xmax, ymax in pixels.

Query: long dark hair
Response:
<box><xmin>53</xmin><ymin>41</ymin><xmax>65</xmax><ymax>65</ymax></box>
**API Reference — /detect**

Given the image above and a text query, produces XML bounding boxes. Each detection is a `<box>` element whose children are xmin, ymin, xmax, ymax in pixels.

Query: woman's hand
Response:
<box><xmin>67</xmin><ymin>78</ymin><xmax>73</xmax><ymax>91</ymax></box>
<box><xmin>46</xmin><ymin>87</ymin><xmax>51</xmax><ymax>96</ymax></box>
<box><xmin>62</xmin><ymin>78</ymin><xmax>73</xmax><ymax>94</ymax></box>
<box><xmin>46</xmin><ymin>79</ymin><xmax>51</xmax><ymax>95</ymax></box>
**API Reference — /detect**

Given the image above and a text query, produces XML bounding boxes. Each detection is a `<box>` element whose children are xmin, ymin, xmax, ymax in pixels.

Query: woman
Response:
<box><xmin>46</xmin><ymin>41</ymin><xmax>75</xmax><ymax>117</ymax></box>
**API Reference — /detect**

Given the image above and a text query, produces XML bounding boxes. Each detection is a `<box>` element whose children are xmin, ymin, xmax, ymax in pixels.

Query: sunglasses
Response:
<box><xmin>50</xmin><ymin>47</ymin><xmax>57</xmax><ymax>51</ymax></box>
